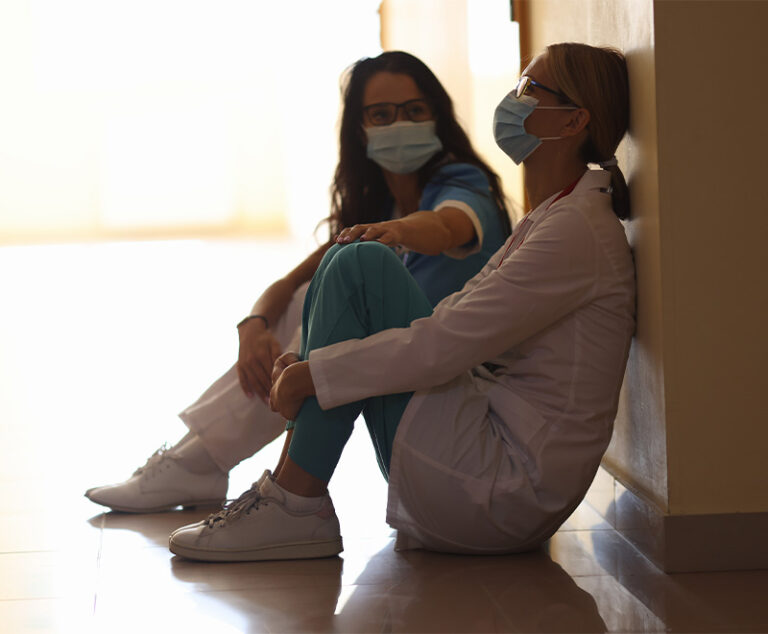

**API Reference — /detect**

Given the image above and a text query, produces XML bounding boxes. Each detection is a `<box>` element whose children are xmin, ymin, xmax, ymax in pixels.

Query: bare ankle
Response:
<box><xmin>275</xmin><ymin>456</ymin><xmax>327</xmax><ymax>497</ymax></box>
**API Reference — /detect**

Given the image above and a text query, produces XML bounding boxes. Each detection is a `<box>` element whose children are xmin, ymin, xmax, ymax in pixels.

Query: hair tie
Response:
<box><xmin>598</xmin><ymin>156</ymin><xmax>618</xmax><ymax>169</ymax></box>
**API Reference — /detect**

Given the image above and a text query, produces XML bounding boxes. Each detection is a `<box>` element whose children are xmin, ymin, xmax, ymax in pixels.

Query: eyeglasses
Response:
<box><xmin>363</xmin><ymin>99</ymin><xmax>434</xmax><ymax>126</ymax></box>
<box><xmin>514</xmin><ymin>75</ymin><xmax>578</xmax><ymax>106</ymax></box>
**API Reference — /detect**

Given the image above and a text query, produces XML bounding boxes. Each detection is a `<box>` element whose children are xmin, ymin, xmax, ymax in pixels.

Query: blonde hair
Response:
<box><xmin>546</xmin><ymin>43</ymin><xmax>631</xmax><ymax>219</ymax></box>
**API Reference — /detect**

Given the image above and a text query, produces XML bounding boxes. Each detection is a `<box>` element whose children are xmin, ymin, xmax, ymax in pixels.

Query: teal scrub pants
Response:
<box><xmin>285</xmin><ymin>242</ymin><xmax>433</xmax><ymax>482</ymax></box>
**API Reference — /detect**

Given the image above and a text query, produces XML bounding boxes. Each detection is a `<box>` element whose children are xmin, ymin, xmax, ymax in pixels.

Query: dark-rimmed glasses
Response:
<box><xmin>514</xmin><ymin>75</ymin><xmax>578</xmax><ymax>106</ymax></box>
<box><xmin>363</xmin><ymin>99</ymin><xmax>434</xmax><ymax>126</ymax></box>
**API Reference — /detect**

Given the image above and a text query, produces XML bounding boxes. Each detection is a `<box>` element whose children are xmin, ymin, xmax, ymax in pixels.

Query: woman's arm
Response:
<box><xmin>335</xmin><ymin>207</ymin><xmax>476</xmax><ymax>256</ymax></box>
<box><xmin>247</xmin><ymin>241</ymin><xmax>332</xmax><ymax>325</ymax></box>
<box><xmin>311</xmin><ymin>209</ymin><xmax>601</xmax><ymax>410</ymax></box>
<box><xmin>237</xmin><ymin>241</ymin><xmax>331</xmax><ymax>400</ymax></box>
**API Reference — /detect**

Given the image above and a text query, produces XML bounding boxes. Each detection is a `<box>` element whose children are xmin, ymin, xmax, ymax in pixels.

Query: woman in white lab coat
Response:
<box><xmin>168</xmin><ymin>43</ymin><xmax>636</xmax><ymax>562</ymax></box>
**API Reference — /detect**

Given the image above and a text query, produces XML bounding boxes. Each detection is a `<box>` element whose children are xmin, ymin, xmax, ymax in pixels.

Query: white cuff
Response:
<box><xmin>433</xmin><ymin>200</ymin><xmax>483</xmax><ymax>259</ymax></box>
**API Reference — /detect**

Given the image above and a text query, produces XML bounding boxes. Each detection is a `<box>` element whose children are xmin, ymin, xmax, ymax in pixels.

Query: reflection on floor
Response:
<box><xmin>1</xmin><ymin>239</ymin><xmax>767</xmax><ymax>633</ymax></box>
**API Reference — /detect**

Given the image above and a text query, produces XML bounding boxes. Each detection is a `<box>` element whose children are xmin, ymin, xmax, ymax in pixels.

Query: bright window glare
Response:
<box><xmin>467</xmin><ymin>0</ymin><xmax>520</xmax><ymax>76</ymax></box>
<box><xmin>0</xmin><ymin>0</ymin><xmax>381</xmax><ymax>241</ymax></box>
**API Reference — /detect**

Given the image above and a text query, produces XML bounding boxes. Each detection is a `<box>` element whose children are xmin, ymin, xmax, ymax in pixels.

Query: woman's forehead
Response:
<box><xmin>363</xmin><ymin>72</ymin><xmax>424</xmax><ymax>105</ymax></box>
<box><xmin>522</xmin><ymin>55</ymin><xmax>549</xmax><ymax>82</ymax></box>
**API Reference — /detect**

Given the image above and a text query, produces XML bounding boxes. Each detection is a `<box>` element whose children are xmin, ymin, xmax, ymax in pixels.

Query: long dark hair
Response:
<box><xmin>327</xmin><ymin>51</ymin><xmax>511</xmax><ymax>239</ymax></box>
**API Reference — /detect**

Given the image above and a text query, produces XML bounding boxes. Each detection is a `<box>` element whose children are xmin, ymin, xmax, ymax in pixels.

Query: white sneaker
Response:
<box><xmin>84</xmin><ymin>445</ymin><xmax>228</xmax><ymax>513</ymax></box>
<box><xmin>168</xmin><ymin>471</ymin><xmax>343</xmax><ymax>562</ymax></box>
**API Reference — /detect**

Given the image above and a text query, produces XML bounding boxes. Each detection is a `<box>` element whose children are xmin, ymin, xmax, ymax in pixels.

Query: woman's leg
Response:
<box><xmin>169</xmin><ymin>243</ymin><xmax>432</xmax><ymax>562</ymax></box>
<box><xmin>85</xmin><ymin>283</ymin><xmax>308</xmax><ymax>513</ymax></box>
<box><xmin>273</xmin><ymin>428</ymin><xmax>293</xmax><ymax>477</ymax></box>
<box><xmin>279</xmin><ymin>241</ymin><xmax>433</xmax><ymax>489</ymax></box>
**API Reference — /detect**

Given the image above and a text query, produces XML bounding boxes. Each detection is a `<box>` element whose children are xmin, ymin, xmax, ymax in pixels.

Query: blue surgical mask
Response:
<box><xmin>366</xmin><ymin>121</ymin><xmax>443</xmax><ymax>174</ymax></box>
<box><xmin>493</xmin><ymin>92</ymin><xmax>575</xmax><ymax>164</ymax></box>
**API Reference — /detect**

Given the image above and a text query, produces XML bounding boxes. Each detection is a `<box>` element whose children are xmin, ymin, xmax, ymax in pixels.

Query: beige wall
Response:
<box><xmin>527</xmin><ymin>0</ymin><xmax>768</xmax><ymax>516</ymax></box>
<box><xmin>528</xmin><ymin>0</ymin><xmax>668</xmax><ymax>510</ymax></box>
<box><xmin>380</xmin><ymin>0</ymin><xmax>525</xmax><ymax>219</ymax></box>
<box><xmin>652</xmin><ymin>1</ymin><xmax>768</xmax><ymax>514</ymax></box>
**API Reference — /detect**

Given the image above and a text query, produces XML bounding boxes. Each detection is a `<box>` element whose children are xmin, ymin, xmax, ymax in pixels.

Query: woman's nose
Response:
<box><xmin>394</xmin><ymin>105</ymin><xmax>410</xmax><ymax>122</ymax></box>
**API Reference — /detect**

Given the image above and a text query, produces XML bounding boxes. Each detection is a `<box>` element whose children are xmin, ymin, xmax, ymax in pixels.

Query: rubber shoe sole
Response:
<box><xmin>87</xmin><ymin>497</ymin><xmax>225</xmax><ymax>514</ymax></box>
<box><xmin>168</xmin><ymin>536</ymin><xmax>344</xmax><ymax>562</ymax></box>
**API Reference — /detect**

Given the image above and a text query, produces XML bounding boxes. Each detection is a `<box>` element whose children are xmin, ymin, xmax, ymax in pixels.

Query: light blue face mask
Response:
<box><xmin>493</xmin><ymin>92</ymin><xmax>576</xmax><ymax>164</ymax></box>
<box><xmin>366</xmin><ymin>121</ymin><xmax>443</xmax><ymax>174</ymax></box>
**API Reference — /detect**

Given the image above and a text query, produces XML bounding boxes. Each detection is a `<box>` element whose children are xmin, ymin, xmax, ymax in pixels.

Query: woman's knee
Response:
<box><xmin>328</xmin><ymin>240</ymin><xmax>401</xmax><ymax>276</ymax></box>
<box><xmin>318</xmin><ymin>242</ymin><xmax>344</xmax><ymax>268</ymax></box>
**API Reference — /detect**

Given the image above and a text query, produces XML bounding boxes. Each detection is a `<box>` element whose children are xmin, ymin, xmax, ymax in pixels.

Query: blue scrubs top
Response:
<box><xmin>402</xmin><ymin>163</ymin><xmax>507</xmax><ymax>306</ymax></box>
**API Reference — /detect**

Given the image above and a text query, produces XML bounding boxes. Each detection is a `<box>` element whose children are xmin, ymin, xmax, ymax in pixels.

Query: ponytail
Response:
<box><xmin>605</xmin><ymin>164</ymin><xmax>630</xmax><ymax>220</ymax></box>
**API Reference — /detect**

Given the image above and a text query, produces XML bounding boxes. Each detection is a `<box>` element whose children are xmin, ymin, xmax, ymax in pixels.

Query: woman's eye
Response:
<box><xmin>406</xmin><ymin>104</ymin><xmax>430</xmax><ymax>120</ymax></box>
<box><xmin>369</xmin><ymin>109</ymin><xmax>389</xmax><ymax>122</ymax></box>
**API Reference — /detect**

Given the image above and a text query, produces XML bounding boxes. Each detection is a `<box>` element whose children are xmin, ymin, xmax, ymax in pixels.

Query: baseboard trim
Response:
<box><xmin>585</xmin><ymin>466</ymin><xmax>768</xmax><ymax>573</ymax></box>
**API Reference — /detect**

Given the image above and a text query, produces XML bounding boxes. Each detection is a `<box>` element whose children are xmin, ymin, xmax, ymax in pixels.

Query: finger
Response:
<box><xmin>254</xmin><ymin>347</ymin><xmax>278</xmax><ymax>382</ymax></box>
<box><xmin>361</xmin><ymin>226</ymin><xmax>382</xmax><ymax>241</ymax></box>
<box><xmin>237</xmin><ymin>363</ymin><xmax>254</xmax><ymax>398</ymax></box>
<box><xmin>338</xmin><ymin>225</ymin><xmax>367</xmax><ymax>243</ymax></box>
<box><xmin>272</xmin><ymin>351</ymin><xmax>297</xmax><ymax>383</ymax></box>
<box><xmin>270</xmin><ymin>339</ymin><xmax>282</xmax><ymax>365</ymax></box>
<box><xmin>281</xmin><ymin>351</ymin><xmax>300</xmax><ymax>365</ymax></box>
<box><xmin>272</xmin><ymin>358</ymin><xmax>286</xmax><ymax>383</ymax></box>
<box><xmin>243</xmin><ymin>361</ymin><xmax>270</xmax><ymax>401</ymax></box>
<box><xmin>255</xmin><ymin>365</ymin><xmax>273</xmax><ymax>400</ymax></box>
<box><xmin>374</xmin><ymin>231</ymin><xmax>397</xmax><ymax>246</ymax></box>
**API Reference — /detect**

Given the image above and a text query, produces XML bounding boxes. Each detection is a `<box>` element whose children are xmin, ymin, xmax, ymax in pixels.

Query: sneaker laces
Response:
<box><xmin>204</xmin><ymin>481</ymin><xmax>263</xmax><ymax>528</ymax></box>
<box><xmin>131</xmin><ymin>444</ymin><xmax>171</xmax><ymax>477</ymax></box>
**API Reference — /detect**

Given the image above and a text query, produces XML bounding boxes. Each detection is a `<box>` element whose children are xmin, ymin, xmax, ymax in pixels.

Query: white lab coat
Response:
<box><xmin>178</xmin><ymin>284</ymin><xmax>308</xmax><ymax>471</ymax></box>
<box><xmin>309</xmin><ymin>170</ymin><xmax>636</xmax><ymax>553</ymax></box>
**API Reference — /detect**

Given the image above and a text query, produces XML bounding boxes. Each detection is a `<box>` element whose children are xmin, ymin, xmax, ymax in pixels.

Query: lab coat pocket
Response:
<box><xmin>487</xmin><ymin>385</ymin><xmax>547</xmax><ymax>467</ymax></box>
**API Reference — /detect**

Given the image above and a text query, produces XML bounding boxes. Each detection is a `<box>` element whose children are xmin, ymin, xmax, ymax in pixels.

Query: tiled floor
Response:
<box><xmin>2</xmin><ymin>239</ymin><xmax>768</xmax><ymax>633</ymax></box>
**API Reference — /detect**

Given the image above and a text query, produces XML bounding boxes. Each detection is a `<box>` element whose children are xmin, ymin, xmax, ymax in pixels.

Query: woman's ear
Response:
<box><xmin>561</xmin><ymin>108</ymin><xmax>590</xmax><ymax>137</ymax></box>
